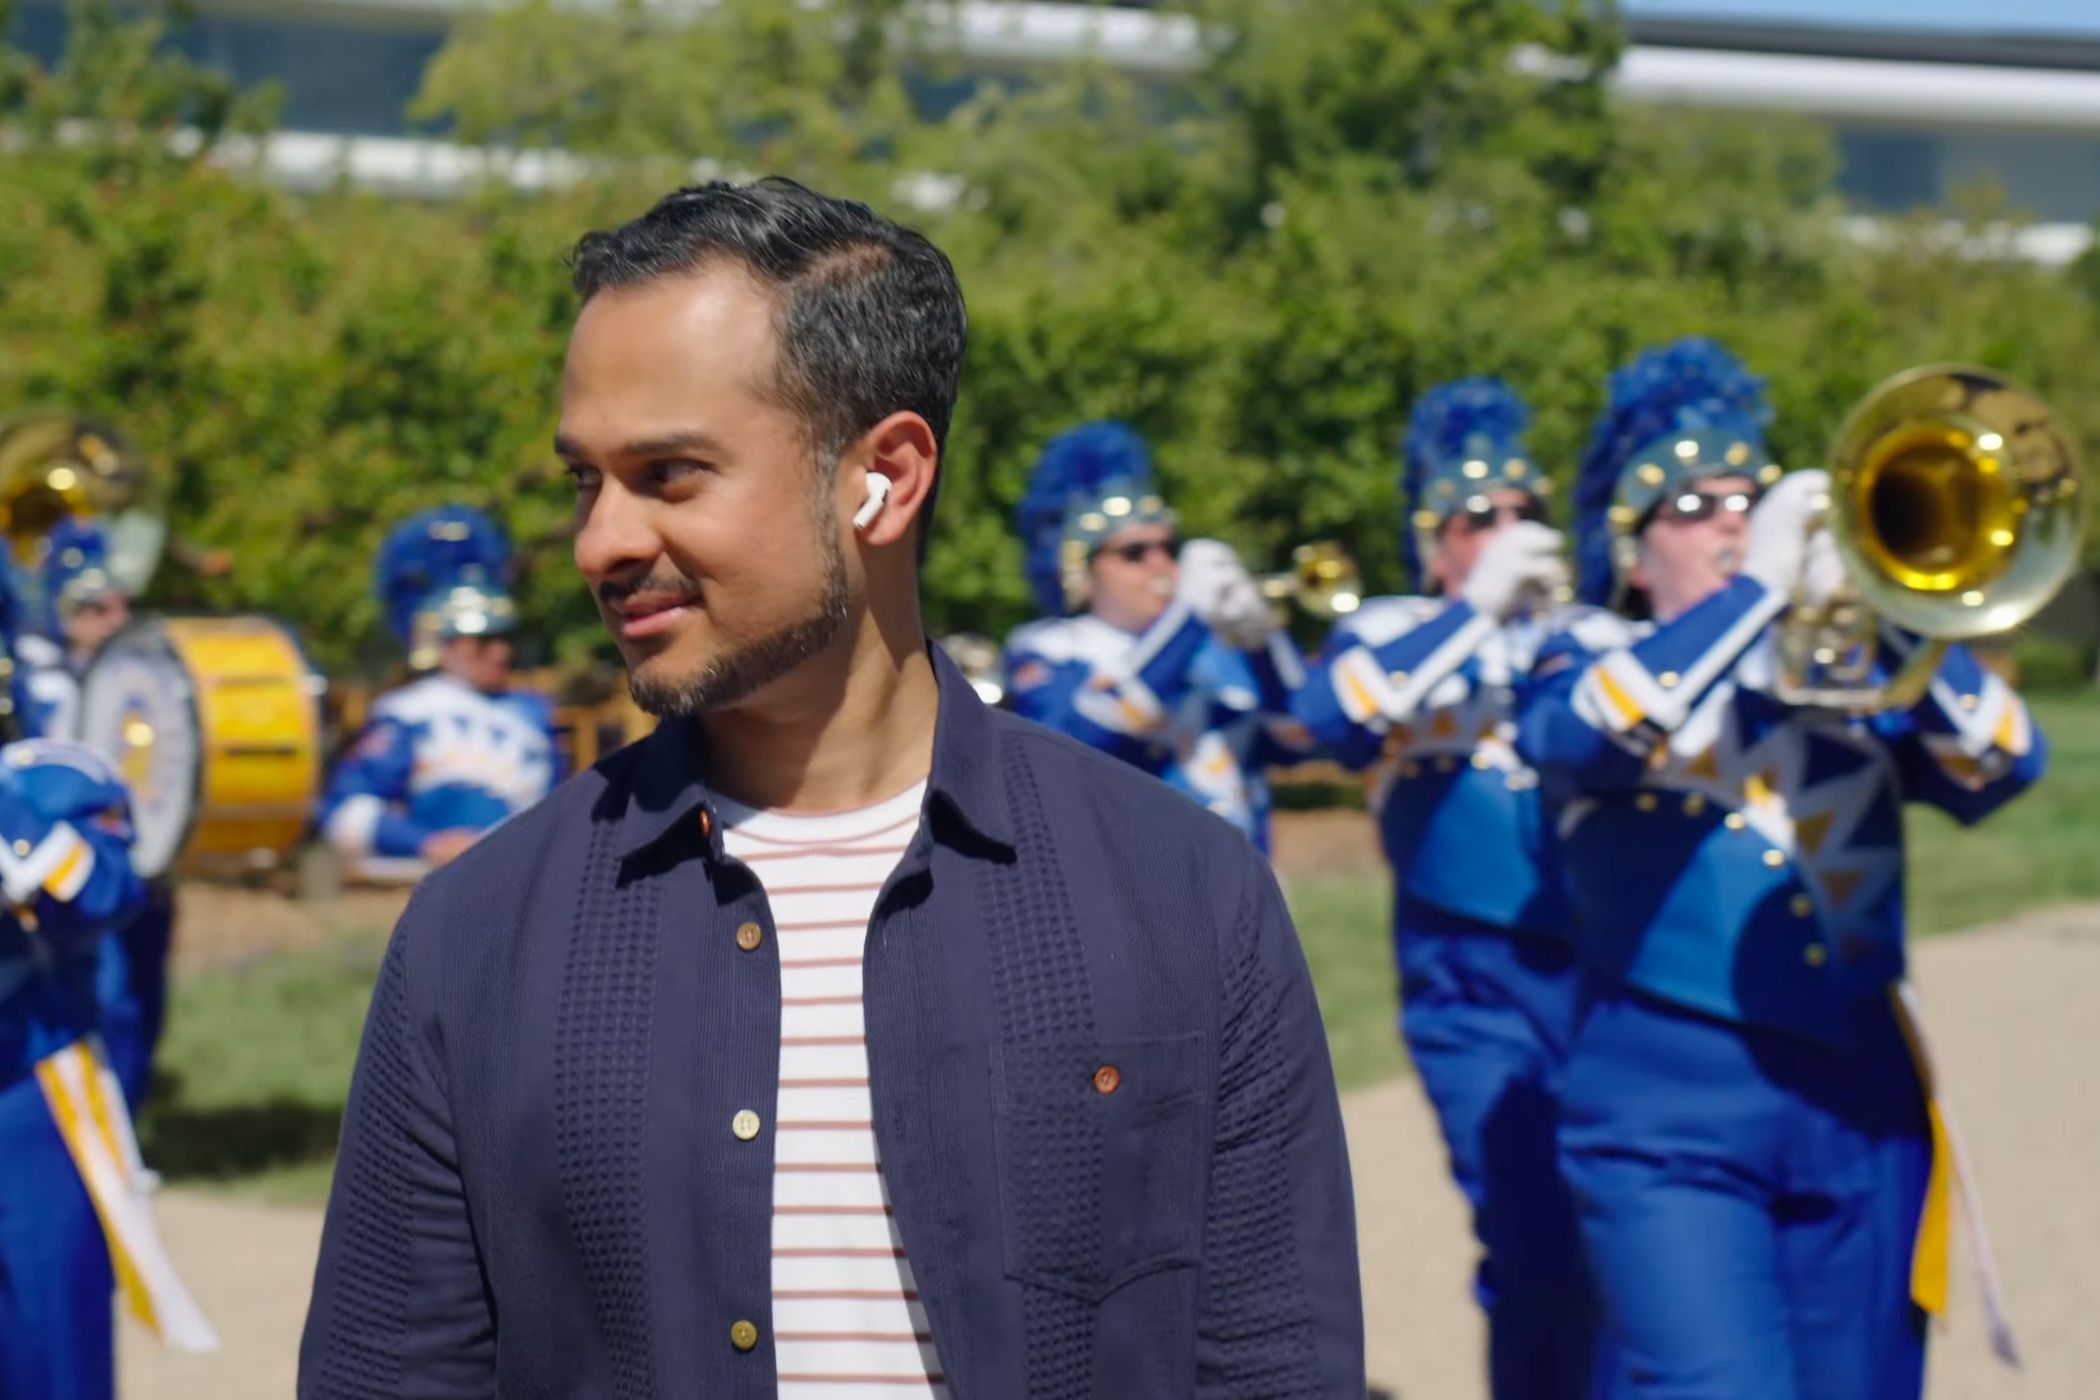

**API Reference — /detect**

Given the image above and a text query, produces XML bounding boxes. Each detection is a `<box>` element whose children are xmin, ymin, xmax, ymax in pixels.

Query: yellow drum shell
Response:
<box><xmin>83</xmin><ymin>615</ymin><xmax>323</xmax><ymax>878</ymax></box>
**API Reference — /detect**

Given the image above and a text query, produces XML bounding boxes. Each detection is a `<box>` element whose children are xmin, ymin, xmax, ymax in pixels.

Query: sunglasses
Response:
<box><xmin>1100</xmin><ymin>537</ymin><xmax>1180</xmax><ymax>565</ymax></box>
<box><xmin>1453</xmin><ymin>497</ymin><xmax>1548</xmax><ymax>532</ymax></box>
<box><xmin>1651</xmin><ymin>488</ymin><xmax>1759</xmax><ymax>526</ymax></box>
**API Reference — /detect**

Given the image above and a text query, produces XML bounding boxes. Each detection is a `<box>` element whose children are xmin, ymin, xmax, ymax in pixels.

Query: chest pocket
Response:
<box><xmin>990</xmin><ymin>1032</ymin><xmax>1207</xmax><ymax>1302</ymax></box>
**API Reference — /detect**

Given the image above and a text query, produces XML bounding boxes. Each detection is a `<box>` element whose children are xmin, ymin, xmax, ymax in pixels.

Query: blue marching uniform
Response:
<box><xmin>0</xmin><ymin>740</ymin><xmax>150</xmax><ymax>1400</ymax></box>
<box><xmin>319</xmin><ymin>675</ymin><xmax>559</xmax><ymax>869</ymax></box>
<box><xmin>1517</xmin><ymin>339</ymin><xmax>2046</xmax><ymax>1397</ymax></box>
<box><xmin>318</xmin><ymin>506</ymin><xmax>558</xmax><ymax>879</ymax></box>
<box><xmin>1005</xmin><ymin>608</ymin><xmax>1310</xmax><ymax>851</ymax></box>
<box><xmin>1293</xmin><ymin>378</ymin><xmax>1601</xmax><ymax>1399</ymax></box>
<box><xmin>27</xmin><ymin>519</ymin><xmax>171</xmax><ymax>1108</ymax></box>
<box><xmin>1003</xmin><ymin>421</ymin><xmax>1311</xmax><ymax>853</ymax></box>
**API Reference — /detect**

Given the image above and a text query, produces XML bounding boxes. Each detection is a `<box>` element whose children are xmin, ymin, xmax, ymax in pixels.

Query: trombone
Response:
<box><xmin>1775</xmin><ymin>365</ymin><xmax>2083</xmax><ymax>712</ymax></box>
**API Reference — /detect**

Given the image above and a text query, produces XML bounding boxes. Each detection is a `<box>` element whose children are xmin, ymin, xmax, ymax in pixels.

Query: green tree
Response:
<box><xmin>4</xmin><ymin>0</ymin><xmax>2094</xmax><ymax>677</ymax></box>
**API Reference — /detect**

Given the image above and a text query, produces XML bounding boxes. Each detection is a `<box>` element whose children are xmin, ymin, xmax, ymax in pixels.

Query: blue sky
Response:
<box><xmin>1625</xmin><ymin>0</ymin><xmax>2100</xmax><ymax>36</ymax></box>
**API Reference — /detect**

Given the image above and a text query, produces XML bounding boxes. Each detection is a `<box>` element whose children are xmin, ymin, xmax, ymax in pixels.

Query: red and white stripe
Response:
<box><xmin>719</xmin><ymin>783</ymin><xmax>945</xmax><ymax>1398</ymax></box>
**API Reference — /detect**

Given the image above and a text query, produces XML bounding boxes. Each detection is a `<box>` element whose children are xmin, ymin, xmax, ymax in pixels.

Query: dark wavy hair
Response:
<box><xmin>570</xmin><ymin>177</ymin><xmax>968</xmax><ymax>553</ymax></box>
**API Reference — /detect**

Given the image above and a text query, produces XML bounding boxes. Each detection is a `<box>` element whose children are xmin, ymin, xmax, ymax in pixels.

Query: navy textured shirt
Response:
<box><xmin>299</xmin><ymin>646</ymin><xmax>1363</xmax><ymax>1398</ymax></box>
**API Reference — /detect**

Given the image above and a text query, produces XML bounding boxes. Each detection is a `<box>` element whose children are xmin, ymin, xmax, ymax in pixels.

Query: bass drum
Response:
<box><xmin>78</xmin><ymin>616</ymin><xmax>325</xmax><ymax>879</ymax></box>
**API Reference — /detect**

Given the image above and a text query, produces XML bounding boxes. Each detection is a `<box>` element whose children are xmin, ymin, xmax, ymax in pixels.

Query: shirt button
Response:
<box><xmin>1092</xmin><ymin>1064</ymin><xmax>1121</xmax><ymax>1096</ymax></box>
<box><xmin>1435</xmin><ymin>755</ymin><xmax>1456</xmax><ymax>773</ymax></box>
<box><xmin>1804</xmin><ymin>943</ymin><xmax>1828</xmax><ymax>967</ymax></box>
<box><xmin>1725</xmin><ymin>813</ymin><xmax>1747</xmax><ymax>831</ymax></box>
<box><xmin>735</xmin><ymin>921</ymin><xmax>763</xmax><ymax>952</ymax></box>
<box><xmin>1790</xmin><ymin>894</ymin><xmax>1815</xmax><ymax>918</ymax></box>
<box><xmin>732</xmin><ymin>1110</ymin><xmax>762</xmax><ymax>1141</ymax></box>
<box><xmin>1634</xmin><ymin>792</ymin><xmax>1657</xmax><ymax>812</ymax></box>
<box><xmin>1658</xmin><ymin>670</ymin><xmax>1681</xmax><ymax>688</ymax></box>
<box><xmin>1763</xmin><ymin>849</ymin><xmax>1786</xmax><ymax>868</ymax></box>
<box><xmin>1399</xmin><ymin>760</ymin><xmax>1420</xmax><ymax>779</ymax></box>
<box><xmin>730</xmin><ymin>1319</ymin><xmax>759</xmax><ymax>1352</ymax></box>
<box><xmin>10</xmin><ymin>839</ymin><xmax>27</xmax><ymax>856</ymax></box>
<box><xmin>1682</xmin><ymin>793</ymin><xmax>1707</xmax><ymax>816</ymax></box>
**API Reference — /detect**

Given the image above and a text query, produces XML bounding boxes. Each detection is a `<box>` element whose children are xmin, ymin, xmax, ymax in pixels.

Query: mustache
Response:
<box><xmin>597</xmin><ymin>573</ymin><xmax>703</xmax><ymax>608</ymax></box>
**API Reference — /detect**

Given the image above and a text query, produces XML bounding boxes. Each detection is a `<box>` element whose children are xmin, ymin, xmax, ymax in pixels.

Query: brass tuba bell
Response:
<box><xmin>1775</xmin><ymin>365</ymin><xmax>2083</xmax><ymax>711</ymax></box>
<box><xmin>0</xmin><ymin>412</ymin><xmax>168</xmax><ymax>601</ymax></box>
<box><xmin>1259</xmin><ymin>541</ymin><xmax>1364</xmax><ymax>620</ymax></box>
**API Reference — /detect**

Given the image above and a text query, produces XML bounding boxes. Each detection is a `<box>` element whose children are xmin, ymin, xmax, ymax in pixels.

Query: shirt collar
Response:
<box><xmin>615</xmin><ymin>641</ymin><xmax>1014</xmax><ymax>861</ymax></box>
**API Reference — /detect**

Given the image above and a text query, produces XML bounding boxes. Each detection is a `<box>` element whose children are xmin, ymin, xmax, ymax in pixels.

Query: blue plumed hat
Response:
<box><xmin>375</xmin><ymin>505</ymin><xmax>517</xmax><ymax>670</ymax></box>
<box><xmin>1574</xmin><ymin>337</ymin><xmax>1782</xmax><ymax>608</ymax></box>
<box><xmin>1400</xmin><ymin>377</ymin><xmax>1546</xmax><ymax>588</ymax></box>
<box><xmin>1015</xmin><ymin>421</ymin><xmax>1174</xmax><ymax>616</ymax></box>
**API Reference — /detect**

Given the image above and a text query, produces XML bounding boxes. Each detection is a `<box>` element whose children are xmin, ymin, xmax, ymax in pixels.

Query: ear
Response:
<box><xmin>845</xmin><ymin>411</ymin><xmax>938</xmax><ymax>550</ymax></box>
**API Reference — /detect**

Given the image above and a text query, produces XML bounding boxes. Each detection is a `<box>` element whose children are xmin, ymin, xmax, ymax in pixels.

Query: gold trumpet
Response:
<box><xmin>1775</xmin><ymin>365</ymin><xmax>2083</xmax><ymax>712</ymax></box>
<box><xmin>1258</xmin><ymin>541</ymin><xmax>1364</xmax><ymax>620</ymax></box>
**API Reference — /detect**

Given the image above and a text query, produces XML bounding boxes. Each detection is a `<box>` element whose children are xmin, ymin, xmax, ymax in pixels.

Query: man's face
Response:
<box><xmin>61</xmin><ymin>591</ymin><xmax>129</xmax><ymax>657</ymax></box>
<box><xmin>1086</xmin><ymin>522</ymin><xmax>1179</xmax><ymax>632</ymax></box>
<box><xmin>1429</xmin><ymin>487</ymin><xmax>1541</xmax><ymax>595</ymax></box>
<box><xmin>1630</xmin><ymin>474</ymin><xmax>1758</xmax><ymax>621</ymax></box>
<box><xmin>442</xmin><ymin>635</ymin><xmax>514</xmax><ymax>695</ymax></box>
<box><xmin>559</xmin><ymin>263</ymin><xmax>851</xmax><ymax>718</ymax></box>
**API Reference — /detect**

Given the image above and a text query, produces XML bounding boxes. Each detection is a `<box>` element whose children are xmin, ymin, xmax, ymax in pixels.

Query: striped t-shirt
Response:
<box><xmin>716</xmin><ymin>781</ymin><xmax>945</xmax><ymax>1398</ymax></box>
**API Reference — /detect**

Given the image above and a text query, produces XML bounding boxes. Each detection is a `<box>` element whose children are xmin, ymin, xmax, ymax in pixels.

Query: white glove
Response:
<box><xmin>1177</xmin><ymin>538</ymin><xmax>1275</xmax><ymax>650</ymax></box>
<box><xmin>1740</xmin><ymin>469</ymin><xmax>1831</xmax><ymax>594</ymax></box>
<box><xmin>1459</xmin><ymin>521</ymin><xmax>1569</xmax><ymax>620</ymax></box>
<box><xmin>1801</xmin><ymin>525</ymin><xmax>1847</xmax><ymax>608</ymax></box>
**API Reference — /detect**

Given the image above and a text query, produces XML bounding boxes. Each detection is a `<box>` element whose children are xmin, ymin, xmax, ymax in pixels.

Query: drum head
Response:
<box><xmin>78</xmin><ymin>620</ymin><xmax>201</xmax><ymax>879</ymax></box>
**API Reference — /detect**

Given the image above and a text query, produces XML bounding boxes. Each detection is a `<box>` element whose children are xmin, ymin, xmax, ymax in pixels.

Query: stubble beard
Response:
<box><xmin>626</xmin><ymin>517</ymin><xmax>853</xmax><ymax>719</ymax></box>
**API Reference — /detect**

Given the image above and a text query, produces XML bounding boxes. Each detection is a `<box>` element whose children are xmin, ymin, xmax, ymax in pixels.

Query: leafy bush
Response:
<box><xmin>4</xmin><ymin>0</ymin><xmax>2095</xmax><ymax>675</ymax></box>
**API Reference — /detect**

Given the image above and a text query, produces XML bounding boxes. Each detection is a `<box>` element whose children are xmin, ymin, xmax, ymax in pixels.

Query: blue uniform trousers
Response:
<box><xmin>0</xmin><ymin>1070</ymin><xmax>113</xmax><ymax>1400</ymax></box>
<box><xmin>1396</xmin><ymin>899</ymin><xmax>1600</xmax><ymax>1399</ymax></box>
<box><xmin>1559</xmin><ymin>982</ymin><xmax>1930</xmax><ymax>1399</ymax></box>
<box><xmin>96</xmin><ymin>881</ymin><xmax>176</xmax><ymax>1109</ymax></box>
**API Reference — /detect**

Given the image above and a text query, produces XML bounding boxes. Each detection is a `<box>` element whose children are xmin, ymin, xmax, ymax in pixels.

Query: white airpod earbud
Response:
<box><xmin>852</xmin><ymin>473</ymin><xmax>893</xmax><ymax>532</ymax></box>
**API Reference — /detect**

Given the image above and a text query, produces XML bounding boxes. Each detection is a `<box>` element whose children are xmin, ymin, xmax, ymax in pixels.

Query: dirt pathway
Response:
<box><xmin>121</xmin><ymin>905</ymin><xmax>2100</xmax><ymax>1398</ymax></box>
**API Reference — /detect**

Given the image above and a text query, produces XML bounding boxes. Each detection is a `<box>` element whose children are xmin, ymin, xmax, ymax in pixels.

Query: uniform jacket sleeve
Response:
<box><xmin>0</xmin><ymin>741</ymin><xmax>145</xmax><ymax>945</ymax></box>
<box><xmin>1517</xmin><ymin>576</ymin><xmax>1785</xmax><ymax>793</ymax></box>
<box><xmin>1294</xmin><ymin>598</ymin><xmax>1495</xmax><ymax>771</ymax></box>
<box><xmin>1873</xmin><ymin>634</ymin><xmax>2047</xmax><ymax>824</ymax></box>
<box><xmin>1005</xmin><ymin>604</ymin><xmax>1213</xmax><ymax>764</ymax></box>
<box><xmin>319</xmin><ymin>717</ymin><xmax>432</xmax><ymax>860</ymax></box>
<box><xmin>1196</xmin><ymin>856</ymin><xmax>1364</xmax><ymax>1396</ymax></box>
<box><xmin>299</xmin><ymin>888</ymin><xmax>495</xmax><ymax>1398</ymax></box>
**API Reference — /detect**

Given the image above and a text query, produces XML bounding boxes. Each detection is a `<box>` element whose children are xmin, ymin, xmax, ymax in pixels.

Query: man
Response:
<box><xmin>1003</xmin><ymin>420</ymin><xmax>1313</xmax><ymax>853</ymax></box>
<box><xmin>300</xmin><ymin>178</ymin><xmax>1360</xmax><ymax>1396</ymax></box>
<box><xmin>29</xmin><ymin>518</ymin><xmax>171</xmax><ymax>1107</ymax></box>
<box><xmin>0</xmin><ymin>562</ymin><xmax>215</xmax><ymax>1396</ymax></box>
<box><xmin>1518</xmin><ymin>338</ymin><xmax>2045</xmax><ymax>1396</ymax></box>
<box><xmin>1292</xmin><ymin>377</ymin><xmax>1602</xmax><ymax>1398</ymax></box>
<box><xmin>316</xmin><ymin>505</ymin><xmax>559</xmax><ymax>880</ymax></box>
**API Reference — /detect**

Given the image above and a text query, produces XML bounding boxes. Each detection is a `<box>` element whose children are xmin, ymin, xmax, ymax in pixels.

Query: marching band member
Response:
<box><xmin>1002</xmin><ymin>420</ymin><xmax>1313</xmax><ymax>852</ymax></box>
<box><xmin>30</xmin><ymin>519</ymin><xmax>171</xmax><ymax>1107</ymax></box>
<box><xmin>0</xmin><ymin>569</ymin><xmax>215</xmax><ymax>1396</ymax></box>
<box><xmin>317</xmin><ymin>506</ymin><xmax>559</xmax><ymax>880</ymax></box>
<box><xmin>1293</xmin><ymin>378</ymin><xmax>1602</xmax><ymax>1398</ymax></box>
<box><xmin>1518</xmin><ymin>338</ymin><xmax>2045</xmax><ymax>1396</ymax></box>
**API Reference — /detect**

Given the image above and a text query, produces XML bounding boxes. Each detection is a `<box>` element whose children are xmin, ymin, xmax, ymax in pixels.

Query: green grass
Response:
<box><xmin>1903</xmin><ymin>694</ymin><xmax>2100</xmax><ymax>934</ymax></box>
<box><xmin>138</xmin><ymin>938</ymin><xmax>386</xmax><ymax>1205</ymax></box>
<box><xmin>137</xmin><ymin>694</ymin><xmax>2099</xmax><ymax>1202</ymax></box>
